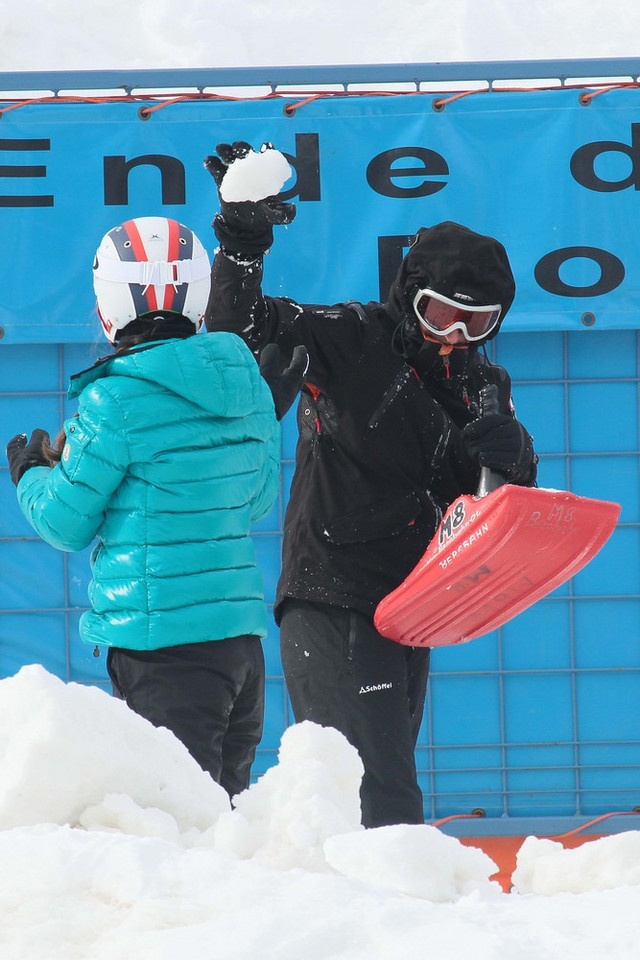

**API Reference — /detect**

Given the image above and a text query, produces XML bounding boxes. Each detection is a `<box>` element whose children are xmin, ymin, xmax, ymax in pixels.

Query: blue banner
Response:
<box><xmin>1</xmin><ymin>88</ymin><xmax>639</xmax><ymax>343</ymax></box>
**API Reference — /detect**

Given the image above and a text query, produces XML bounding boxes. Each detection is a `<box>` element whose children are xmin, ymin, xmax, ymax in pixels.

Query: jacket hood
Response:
<box><xmin>68</xmin><ymin>332</ymin><xmax>269</xmax><ymax>419</ymax></box>
<box><xmin>385</xmin><ymin>221</ymin><xmax>516</xmax><ymax>343</ymax></box>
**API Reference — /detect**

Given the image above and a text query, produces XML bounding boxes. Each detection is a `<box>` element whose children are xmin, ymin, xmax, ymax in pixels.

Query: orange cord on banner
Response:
<box><xmin>0</xmin><ymin>91</ymin><xmax>284</xmax><ymax>118</ymax></box>
<box><xmin>281</xmin><ymin>90</ymin><xmax>401</xmax><ymax>115</ymax></box>
<box><xmin>431</xmin><ymin>89</ymin><xmax>488</xmax><ymax>110</ymax></box>
<box><xmin>432</xmin><ymin>81</ymin><xmax>640</xmax><ymax>111</ymax></box>
<box><xmin>137</xmin><ymin>96</ymin><xmax>198</xmax><ymax>118</ymax></box>
<box><xmin>0</xmin><ymin>81</ymin><xmax>638</xmax><ymax>119</ymax></box>
<box><xmin>0</xmin><ymin>94</ymin><xmax>122</xmax><ymax>115</ymax></box>
<box><xmin>283</xmin><ymin>94</ymin><xmax>328</xmax><ymax>116</ymax></box>
<box><xmin>136</xmin><ymin>90</ymin><xmax>291</xmax><ymax>118</ymax></box>
<box><xmin>578</xmin><ymin>82</ymin><xmax>640</xmax><ymax>103</ymax></box>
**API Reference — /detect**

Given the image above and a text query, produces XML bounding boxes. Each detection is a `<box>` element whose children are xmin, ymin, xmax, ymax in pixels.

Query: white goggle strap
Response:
<box><xmin>413</xmin><ymin>287</ymin><xmax>502</xmax><ymax>316</ymax></box>
<box><xmin>94</xmin><ymin>253</ymin><xmax>211</xmax><ymax>289</ymax></box>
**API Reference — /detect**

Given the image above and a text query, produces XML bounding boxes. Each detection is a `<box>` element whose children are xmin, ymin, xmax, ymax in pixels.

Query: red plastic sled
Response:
<box><xmin>374</xmin><ymin>484</ymin><xmax>620</xmax><ymax>648</ymax></box>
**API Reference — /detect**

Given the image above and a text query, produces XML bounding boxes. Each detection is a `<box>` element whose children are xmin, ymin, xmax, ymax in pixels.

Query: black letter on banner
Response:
<box><xmin>367</xmin><ymin>148</ymin><xmax>449</xmax><ymax>198</ymax></box>
<box><xmin>280</xmin><ymin>134</ymin><xmax>321</xmax><ymax>202</ymax></box>
<box><xmin>571</xmin><ymin>123</ymin><xmax>640</xmax><ymax>192</ymax></box>
<box><xmin>534</xmin><ymin>246</ymin><xmax>625</xmax><ymax>297</ymax></box>
<box><xmin>0</xmin><ymin>138</ymin><xmax>53</xmax><ymax>207</ymax></box>
<box><xmin>103</xmin><ymin>155</ymin><xmax>186</xmax><ymax>205</ymax></box>
<box><xmin>378</xmin><ymin>234</ymin><xmax>415</xmax><ymax>301</ymax></box>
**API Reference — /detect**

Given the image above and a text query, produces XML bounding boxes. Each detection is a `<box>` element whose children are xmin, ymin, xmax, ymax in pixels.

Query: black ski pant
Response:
<box><xmin>107</xmin><ymin>635</ymin><xmax>264</xmax><ymax>800</ymax></box>
<box><xmin>279</xmin><ymin>599</ymin><xmax>430</xmax><ymax>828</ymax></box>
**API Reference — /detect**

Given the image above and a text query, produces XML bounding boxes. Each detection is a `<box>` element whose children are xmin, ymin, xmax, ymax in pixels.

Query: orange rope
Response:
<box><xmin>431</xmin><ymin>809</ymin><xmax>639</xmax><ymax>838</ymax></box>
<box><xmin>553</xmin><ymin>810</ymin><xmax>640</xmax><ymax>839</ymax></box>
<box><xmin>578</xmin><ymin>82</ymin><xmax>640</xmax><ymax>103</ymax></box>
<box><xmin>433</xmin><ymin>81</ymin><xmax>640</xmax><ymax>111</ymax></box>
<box><xmin>283</xmin><ymin>94</ymin><xmax>326</xmax><ymax>115</ymax></box>
<box><xmin>432</xmin><ymin>89</ymin><xmax>487</xmax><ymax>109</ymax></box>
<box><xmin>0</xmin><ymin>81</ymin><xmax>637</xmax><ymax>118</ymax></box>
<box><xmin>0</xmin><ymin>94</ymin><xmax>122</xmax><ymax>114</ymax></box>
<box><xmin>137</xmin><ymin>91</ymin><xmax>291</xmax><ymax>115</ymax></box>
<box><xmin>431</xmin><ymin>812</ymin><xmax>484</xmax><ymax>827</ymax></box>
<box><xmin>138</xmin><ymin>95</ymin><xmax>194</xmax><ymax>117</ymax></box>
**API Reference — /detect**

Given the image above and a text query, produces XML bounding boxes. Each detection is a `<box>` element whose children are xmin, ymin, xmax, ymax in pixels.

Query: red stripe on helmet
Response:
<box><xmin>122</xmin><ymin>219</ymin><xmax>157</xmax><ymax>312</ymax></box>
<box><xmin>162</xmin><ymin>219</ymin><xmax>180</xmax><ymax>311</ymax></box>
<box><xmin>122</xmin><ymin>220</ymin><xmax>148</xmax><ymax>261</ymax></box>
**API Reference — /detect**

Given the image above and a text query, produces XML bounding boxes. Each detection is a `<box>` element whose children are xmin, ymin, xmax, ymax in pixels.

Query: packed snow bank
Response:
<box><xmin>1</xmin><ymin>664</ymin><xmax>639</xmax><ymax>911</ymax></box>
<box><xmin>0</xmin><ymin>665</ymin><xmax>229</xmax><ymax>834</ymax></box>
<box><xmin>211</xmin><ymin>720</ymin><xmax>364</xmax><ymax>871</ymax></box>
<box><xmin>324</xmin><ymin>823</ymin><xmax>500</xmax><ymax>901</ymax></box>
<box><xmin>513</xmin><ymin>832</ymin><xmax>640</xmax><ymax>895</ymax></box>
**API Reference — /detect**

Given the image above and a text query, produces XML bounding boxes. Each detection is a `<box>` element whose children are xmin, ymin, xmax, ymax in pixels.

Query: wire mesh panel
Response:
<box><xmin>1</xmin><ymin>328</ymin><xmax>638</xmax><ymax>820</ymax></box>
<box><xmin>418</xmin><ymin>328</ymin><xmax>640</xmax><ymax>818</ymax></box>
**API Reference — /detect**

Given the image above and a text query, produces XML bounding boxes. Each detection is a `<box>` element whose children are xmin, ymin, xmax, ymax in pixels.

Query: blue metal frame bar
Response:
<box><xmin>0</xmin><ymin>58</ymin><xmax>638</xmax><ymax>95</ymax></box>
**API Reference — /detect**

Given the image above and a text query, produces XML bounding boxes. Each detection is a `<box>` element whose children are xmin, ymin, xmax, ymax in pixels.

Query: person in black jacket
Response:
<box><xmin>203</xmin><ymin>141</ymin><xmax>537</xmax><ymax>828</ymax></box>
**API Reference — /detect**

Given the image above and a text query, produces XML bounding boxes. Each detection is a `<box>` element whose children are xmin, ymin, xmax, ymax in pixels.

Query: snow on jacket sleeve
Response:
<box><xmin>208</xmin><ymin>250</ymin><xmax>372</xmax><ymax>378</ymax></box>
<box><xmin>16</xmin><ymin>385</ymin><xmax>130</xmax><ymax>553</ymax></box>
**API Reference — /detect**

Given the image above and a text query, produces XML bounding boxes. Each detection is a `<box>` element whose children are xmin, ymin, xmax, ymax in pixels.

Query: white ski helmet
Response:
<box><xmin>93</xmin><ymin>216</ymin><xmax>211</xmax><ymax>343</ymax></box>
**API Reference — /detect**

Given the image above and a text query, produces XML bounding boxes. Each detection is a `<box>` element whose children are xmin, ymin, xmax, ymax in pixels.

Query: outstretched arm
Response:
<box><xmin>203</xmin><ymin>141</ymin><xmax>371</xmax><ymax>387</ymax></box>
<box><xmin>203</xmin><ymin>141</ymin><xmax>296</xmax><ymax>352</ymax></box>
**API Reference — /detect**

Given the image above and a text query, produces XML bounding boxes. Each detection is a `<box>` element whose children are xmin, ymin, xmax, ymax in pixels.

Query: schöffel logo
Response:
<box><xmin>359</xmin><ymin>682</ymin><xmax>393</xmax><ymax>694</ymax></box>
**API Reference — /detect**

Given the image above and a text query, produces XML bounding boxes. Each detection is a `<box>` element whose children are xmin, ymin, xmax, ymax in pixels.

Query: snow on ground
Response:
<box><xmin>1</xmin><ymin>665</ymin><xmax>639</xmax><ymax>960</ymax></box>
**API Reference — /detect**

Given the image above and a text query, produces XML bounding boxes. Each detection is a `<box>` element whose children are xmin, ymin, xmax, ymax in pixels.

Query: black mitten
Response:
<box><xmin>259</xmin><ymin>344</ymin><xmax>309</xmax><ymax>421</ymax></box>
<box><xmin>6</xmin><ymin>429</ymin><xmax>51</xmax><ymax>485</ymax></box>
<box><xmin>204</xmin><ymin>141</ymin><xmax>297</xmax><ymax>257</ymax></box>
<box><xmin>461</xmin><ymin>414</ymin><xmax>536</xmax><ymax>484</ymax></box>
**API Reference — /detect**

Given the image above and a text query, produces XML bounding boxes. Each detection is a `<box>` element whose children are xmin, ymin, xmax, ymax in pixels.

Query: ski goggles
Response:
<box><xmin>412</xmin><ymin>288</ymin><xmax>502</xmax><ymax>342</ymax></box>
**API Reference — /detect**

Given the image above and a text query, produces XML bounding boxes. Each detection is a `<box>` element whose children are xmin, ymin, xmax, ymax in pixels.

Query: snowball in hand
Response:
<box><xmin>220</xmin><ymin>146</ymin><xmax>293</xmax><ymax>203</ymax></box>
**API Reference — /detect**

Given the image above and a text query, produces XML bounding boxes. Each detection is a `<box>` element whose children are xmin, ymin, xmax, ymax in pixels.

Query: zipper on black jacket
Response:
<box><xmin>347</xmin><ymin>611</ymin><xmax>358</xmax><ymax>663</ymax></box>
<box><xmin>368</xmin><ymin>366</ymin><xmax>412</xmax><ymax>429</ymax></box>
<box><xmin>305</xmin><ymin>382</ymin><xmax>323</xmax><ymax>436</ymax></box>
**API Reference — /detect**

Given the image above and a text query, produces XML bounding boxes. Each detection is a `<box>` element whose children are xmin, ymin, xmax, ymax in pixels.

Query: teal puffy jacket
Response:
<box><xmin>17</xmin><ymin>332</ymin><xmax>280</xmax><ymax>651</ymax></box>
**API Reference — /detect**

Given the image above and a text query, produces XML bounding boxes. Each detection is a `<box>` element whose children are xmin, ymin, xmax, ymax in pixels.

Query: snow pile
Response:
<box><xmin>324</xmin><ymin>823</ymin><xmax>500</xmax><ymax>901</ymax></box>
<box><xmin>219</xmin><ymin>145</ymin><xmax>293</xmax><ymax>203</ymax></box>
<box><xmin>513</xmin><ymin>832</ymin><xmax>640</xmax><ymax>895</ymax></box>
<box><xmin>211</xmin><ymin>720</ymin><xmax>364</xmax><ymax>871</ymax></box>
<box><xmin>0</xmin><ymin>665</ymin><xmax>229</xmax><ymax>835</ymax></box>
<box><xmin>1</xmin><ymin>666</ymin><xmax>640</xmax><ymax>958</ymax></box>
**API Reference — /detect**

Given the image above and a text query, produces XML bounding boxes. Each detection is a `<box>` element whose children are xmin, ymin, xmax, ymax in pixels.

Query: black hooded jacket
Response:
<box><xmin>205</xmin><ymin>223</ymin><xmax>532</xmax><ymax>621</ymax></box>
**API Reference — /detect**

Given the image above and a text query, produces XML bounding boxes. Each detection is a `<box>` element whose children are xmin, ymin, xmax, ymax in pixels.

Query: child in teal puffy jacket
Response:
<box><xmin>6</xmin><ymin>216</ymin><xmax>306</xmax><ymax>799</ymax></box>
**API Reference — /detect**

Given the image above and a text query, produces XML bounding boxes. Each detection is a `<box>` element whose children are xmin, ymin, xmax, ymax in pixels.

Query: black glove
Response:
<box><xmin>461</xmin><ymin>414</ymin><xmax>536</xmax><ymax>484</ymax></box>
<box><xmin>259</xmin><ymin>344</ymin><xmax>309</xmax><ymax>421</ymax></box>
<box><xmin>204</xmin><ymin>141</ymin><xmax>297</xmax><ymax>257</ymax></box>
<box><xmin>6</xmin><ymin>429</ymin><xmax>51</xmax><ymax>485</ymax></box>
